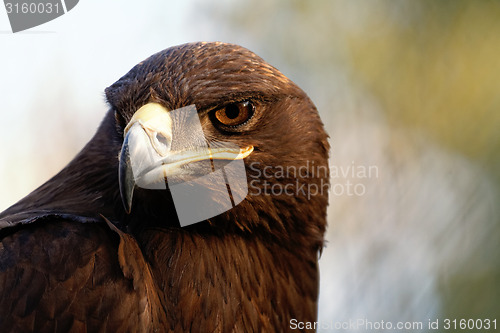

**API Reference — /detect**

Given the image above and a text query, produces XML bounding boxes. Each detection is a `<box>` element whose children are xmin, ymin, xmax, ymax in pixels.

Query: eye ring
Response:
<box><xmin>214</xmin><ymin>101</ymin><xmax>255</xmax><ymax>127</ymax></box>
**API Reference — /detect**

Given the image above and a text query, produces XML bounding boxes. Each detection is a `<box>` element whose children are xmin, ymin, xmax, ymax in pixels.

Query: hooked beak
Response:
<box><xmin>118</xmin><ymin>103</ymin><xmax>253</xmax><ymax>214</ymax></box>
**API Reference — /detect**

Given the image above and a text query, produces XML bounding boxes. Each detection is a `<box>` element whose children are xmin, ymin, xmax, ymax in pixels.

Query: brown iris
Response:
<box><xmin>214</xmin><ymin>101</ymin><xmax>254</xmax><ymax>127</ymax></box>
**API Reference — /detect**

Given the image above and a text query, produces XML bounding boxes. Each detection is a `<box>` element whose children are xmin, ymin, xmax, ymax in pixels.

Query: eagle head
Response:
<box><xmin>105</xmin><ymin>42</ymin><xmax>329</xmax><ymax>248</ymax></box>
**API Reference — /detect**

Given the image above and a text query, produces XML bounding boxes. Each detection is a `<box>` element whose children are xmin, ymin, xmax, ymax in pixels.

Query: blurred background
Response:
<box><xmin>1</xmin><ymin>0</ymin><xmax>499</xmax><ymax>331</ymax></box>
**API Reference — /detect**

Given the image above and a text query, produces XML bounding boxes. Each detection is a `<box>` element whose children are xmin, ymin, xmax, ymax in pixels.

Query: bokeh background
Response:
<box><xmin>1</xmin><ymin>1</ymin><xmax>499</xmax><ymax>331</ymax></box>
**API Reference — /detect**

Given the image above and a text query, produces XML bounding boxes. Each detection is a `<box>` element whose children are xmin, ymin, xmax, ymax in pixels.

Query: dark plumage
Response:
<box><xmin>0</xmin><ymin>42</ymin><xmax>329</xmax><ymax>332</ymax></box>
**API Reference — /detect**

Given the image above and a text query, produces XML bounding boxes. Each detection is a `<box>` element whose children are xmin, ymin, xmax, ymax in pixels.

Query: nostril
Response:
<box><xmin>155</xmin><ymin>132</ymin><xmax>169</xmax><ymax>146</ymax></box>
<box><xmin>153</xmin><ymin>132</ymin><xmax>171</xmax><ymax>155</ymax></box>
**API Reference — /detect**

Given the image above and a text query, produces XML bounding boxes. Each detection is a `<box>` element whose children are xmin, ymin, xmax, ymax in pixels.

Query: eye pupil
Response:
<box><xmin>214</xmin><ymin>101</ymin><xmax>254</xmax><ymax>128</ymax></box>
<box><xmin>225</xmin><ymin>104</ymin><xmax>240</xmax><ymax>119</ymax></box>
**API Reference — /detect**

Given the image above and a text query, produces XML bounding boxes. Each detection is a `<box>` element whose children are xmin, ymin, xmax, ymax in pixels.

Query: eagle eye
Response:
<box><xmin>214</xmin><ymin>101</ymin><xmax>254</xmax><ymax>127</ymax></box>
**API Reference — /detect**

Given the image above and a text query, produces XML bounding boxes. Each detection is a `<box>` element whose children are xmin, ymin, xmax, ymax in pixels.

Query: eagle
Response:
<box><xmin>0</xmin><ymin>42</ymin><xmax>329</xmax><ymax>332</ymax></box>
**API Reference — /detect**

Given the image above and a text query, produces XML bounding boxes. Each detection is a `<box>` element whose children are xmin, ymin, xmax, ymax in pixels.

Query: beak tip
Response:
<box><xmin>119</xmin><ymin>134</ymin><xmax>136</xmax><ymax>215</ymax></box>
<box><xmin>119</xmin><ymin>175</ymin><xmax>135</xmax><ymax>215</ymax></box>
<box><xmin>124</xmin><ymin>203</ymin><xmax>132</xmax><ymax>215</ymax></box>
